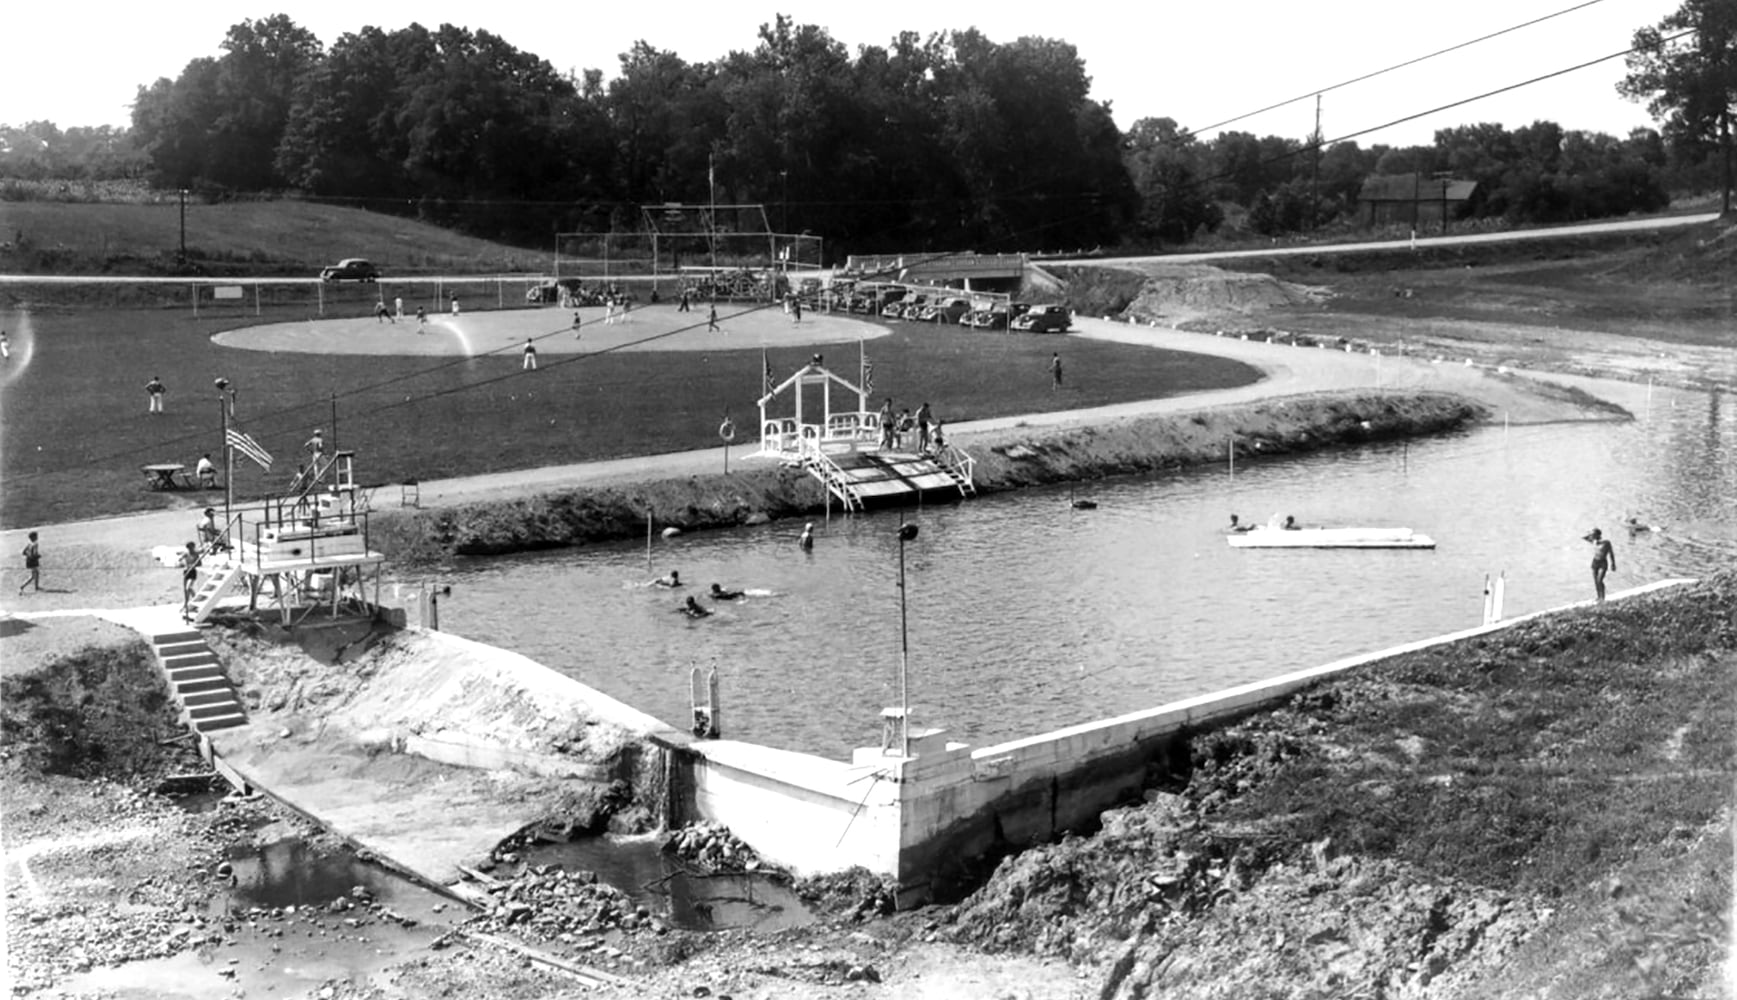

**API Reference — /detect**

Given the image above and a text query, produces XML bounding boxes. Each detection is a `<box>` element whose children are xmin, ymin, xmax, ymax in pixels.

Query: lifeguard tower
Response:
<box><xmin>185</xmin><ymin>450</ymin><xmax>389</xmax><ymax>625</ymax></box>
<box><xmin>754</xmin><ymin>356</ymin><xmax>975</xmax><ymax>511</ymax></box>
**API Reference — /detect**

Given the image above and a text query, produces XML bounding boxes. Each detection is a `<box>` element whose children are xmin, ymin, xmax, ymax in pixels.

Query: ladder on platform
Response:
<box><xmin>186</xmin><ymin>555</ymin><xmax>244</xmax><ymax>624</ymax></box>
<box><xmin>806</xmin><ymin>450</ymin><xmax>868</xmax><ymax>512</ymax></box>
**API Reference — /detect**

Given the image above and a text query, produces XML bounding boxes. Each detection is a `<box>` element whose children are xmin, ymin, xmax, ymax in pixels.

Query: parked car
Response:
<box><xmin>852</xmin><ymin>284</ymin><xmax>901</xmax><ymax>314</ymax></box>
<box><xmin>319</xmin><ymin>258</ymin><xmax>379</xmax><ymax>282</ymax></box>
<box><xmin>918</xmin><ymin>296</ymin><xmax>972</xmax><ymax>324</ymax></box>
<box><xmin>886</xmin><ymin>294</ymin><xmax>927</xmax><ymax>320</ymax></box>
<box><xmin>1012</xmin><ymin>303</ymin><xmax>1072</xmax><ymax>333</ymax></box>
<box><xmin>965</xmin><ymin>306</ymin><xmax>1010</xmax><ymax>330</ymax></box>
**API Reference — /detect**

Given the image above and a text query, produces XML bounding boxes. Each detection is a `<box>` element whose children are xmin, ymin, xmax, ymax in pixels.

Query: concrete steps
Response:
<box><xmin>147</xmin><ymin>627</ymin><xmax>248</xmax><ymax>734</ymax></box>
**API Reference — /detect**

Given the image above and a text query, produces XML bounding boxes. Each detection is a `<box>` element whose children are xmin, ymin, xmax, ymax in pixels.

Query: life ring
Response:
<box><xmin>718</xmin><ymin>418</ymin><xmax>736</xmax><ymax>442</ymax></box>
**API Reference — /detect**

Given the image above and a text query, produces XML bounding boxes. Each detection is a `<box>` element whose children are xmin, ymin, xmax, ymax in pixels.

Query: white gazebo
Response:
<box><xmin>754</xmin><ymin>354</ymin><xmax>882</xmax><ymax>463</ymax></box>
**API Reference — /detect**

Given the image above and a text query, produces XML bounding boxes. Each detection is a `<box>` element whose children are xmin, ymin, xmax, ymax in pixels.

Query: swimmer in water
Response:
<box><xmin>1228</xmin><ymin>514</ymin><xmax>1253</xmax><ymax>533</ymax></box>
<box><xmin>798</xmin><ymin>522</ymin><xmax>814</xmax><ymax>550</ymax></box>
<box><xmin>652</xmin><ymin>570</ymin><xmax>682</xmax><ymax>588</ymax></box>
<box><xmin>681</xmin><ymin>595</ymin><xmax>713</xmax><ymax>618</ymax></box>
<box><xmin>710</xmin><ymin>583</ymin><xmax>745</xmax><ymax>601</ymax></box>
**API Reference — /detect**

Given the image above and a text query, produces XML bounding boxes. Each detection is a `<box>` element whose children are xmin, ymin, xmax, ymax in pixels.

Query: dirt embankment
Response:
<box><xmin>372</xmin><ymin>391</ymin><xmax>1487</xmax><ymax>563</ymax></box>
<box><xmin>942</xmin><ymin>571</ymin><xmax>1736</xmax><ymax>999</ymax></box>
<box><xmin>0</xmin><ymin>617</ymin><xmax>297</xmax><ymax>994</ymax></box>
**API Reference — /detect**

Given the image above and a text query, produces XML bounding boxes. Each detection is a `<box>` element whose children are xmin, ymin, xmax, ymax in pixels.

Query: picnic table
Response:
<box><xmin>142</xmin><ymin>463</ymin><xmax>193</xmax><ymax>491</ymax></box>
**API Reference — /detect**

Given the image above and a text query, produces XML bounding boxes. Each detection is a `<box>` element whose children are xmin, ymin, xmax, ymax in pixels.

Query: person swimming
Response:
<box><xmin>798</xmin><ymin>522</ymin><xmax>814</xmax><ymax>550</ymax></box>
<box><xmin>1228</xmin><ymin>514</ymin><xmax>1254</xmax><ymax>533</ymax></box>
<box><xmin>710</xmin><ymin>583</ymin><xmax>745</xmax><ymax>600</ymax></box>
<box><xmin>681</xmin><ymin>595</ymin><xmax>713</xmax><ymax>618</ymax></box>
<box><xmin>652</xmin><ymin>570</ymin><xmax>682</xmax><ymax>588</ymax></box>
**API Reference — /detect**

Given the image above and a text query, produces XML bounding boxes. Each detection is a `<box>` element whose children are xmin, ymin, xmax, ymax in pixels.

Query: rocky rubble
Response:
<box><xmin>663</xmin><ymin>820</ymin><xmax>772</xmax><ymax>874</ymax></box>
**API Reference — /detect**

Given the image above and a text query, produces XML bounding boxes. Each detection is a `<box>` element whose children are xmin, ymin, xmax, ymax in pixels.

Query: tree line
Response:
<box><xmin>2</xmin><ymin>4</ymin><xmax>1730</xmax><ymax>253</ymax></box>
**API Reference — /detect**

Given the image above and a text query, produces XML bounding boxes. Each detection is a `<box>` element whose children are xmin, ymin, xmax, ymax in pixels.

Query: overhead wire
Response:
<box><xmin>1187</xmin><ymin>0</ymin><xmax>1612</xmax><ymax>138</ymax></box>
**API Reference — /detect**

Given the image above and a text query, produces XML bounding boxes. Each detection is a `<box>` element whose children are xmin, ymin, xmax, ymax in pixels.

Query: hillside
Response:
<box><xmin>0</xmin><ymin>199</ymin><xmax>548</xmax><ymax>276</ymax></box>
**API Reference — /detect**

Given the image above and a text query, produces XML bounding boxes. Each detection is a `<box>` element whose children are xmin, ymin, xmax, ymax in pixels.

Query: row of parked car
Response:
<box><xmin>843</xmin><ymin>283</ymin><xmax>1071</xmax><ymax>332</ymax></box>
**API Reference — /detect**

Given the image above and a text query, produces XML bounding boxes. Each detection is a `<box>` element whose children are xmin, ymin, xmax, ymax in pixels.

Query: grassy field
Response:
<box><xmin>0</xmin><ymin>199</ymin><xmax>548</xmax><ymax>277</ymax></box>
<box><xmin>0</xmin><ymin>299</ymin><xmax>1257</xmax><ymax>527</ymax></box>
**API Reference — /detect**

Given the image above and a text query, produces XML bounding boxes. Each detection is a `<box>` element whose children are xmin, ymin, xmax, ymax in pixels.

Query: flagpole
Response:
<box><xmin>220</xmin><ymin>389</ymin><xmax>232</xmax><ymax>528</ymax></box>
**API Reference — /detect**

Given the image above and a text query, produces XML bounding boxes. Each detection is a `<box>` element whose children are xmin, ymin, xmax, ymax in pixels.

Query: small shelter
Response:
<box><xmin>1357</xmin><ymin>174</ymin><xmax>1477</xmax><ymax>229</ymax></box>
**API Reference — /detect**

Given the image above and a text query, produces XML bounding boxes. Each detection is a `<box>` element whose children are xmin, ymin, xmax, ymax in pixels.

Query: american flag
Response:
<box><xmin>862</xmin><ymin>358</ymin><xmax>874</xmax><ymax>397</ymax></box>
<box><xmin>225</xmin><ymin>428</ymin><xmax>273</xmax><ymax>470</ymax></box>
<box><xmin>762</xmin><ymin>350</ymin><xmax>775</xmax><ymax>397</ymax></box>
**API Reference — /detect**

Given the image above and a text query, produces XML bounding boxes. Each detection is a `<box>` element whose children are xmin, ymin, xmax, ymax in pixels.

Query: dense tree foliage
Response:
<box><xmin>1619</xmin><ymin>0</ymin><xmax>1736</xmax><ymax>213</ymax></box>
<box><xmin>1</xmin><ymin>10</ymin><xmax>1721</xmax><ymax>248</ymax></box>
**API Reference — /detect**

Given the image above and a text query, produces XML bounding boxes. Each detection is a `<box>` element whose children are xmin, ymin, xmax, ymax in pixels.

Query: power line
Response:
<box><xmin>1188</xmin><ymin>0</ymin><xmax>1611</xmax><ymax>138</ymax></box>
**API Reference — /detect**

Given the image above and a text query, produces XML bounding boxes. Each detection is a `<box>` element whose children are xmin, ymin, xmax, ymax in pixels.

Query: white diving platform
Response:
<box><xmin>191</xmin><ymin>449</ymin><xmax>388</xmax><ymax>625</ymax></box>
<box><xmin>1228</xmin><ymin>526</ymin><xmax>1437</xmax><ymax>550</ymax></box>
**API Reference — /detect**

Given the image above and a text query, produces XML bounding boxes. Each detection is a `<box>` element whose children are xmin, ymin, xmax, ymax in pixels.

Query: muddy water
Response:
<box><xmin>523</xmin><ymin>834</ymin><xmax>819</xmax><ymax>932</ymax></box>
<box><xmin>426</xmin><ymin>383</ymin><xmax>1736</xmax><ymax>761</ymax></box>
<box><xmin>56</xmin><ymin>835</ymin><xmax>462</xmax><ymax>999</ymax></box>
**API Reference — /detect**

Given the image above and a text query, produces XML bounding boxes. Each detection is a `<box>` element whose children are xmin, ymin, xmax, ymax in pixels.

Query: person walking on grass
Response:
<box><xmin>1049</xmin><ymin>353</ymin><xmax>1063</xmax><ymax>391</ymax></box>
<box><xmin>18</xmin><ymin>531</ymin><xmax>41</xmax><ymax>594</ymax></box>
<box><xmin>1586</xmin><ymin>527</ymin><xmax>1617</xmax><ymax>603</ymax></box>
<box><xmin>146</xmin><ymin>375</ymin><xmax>167</xmax><ymax>413</ymax></box>
<box><xmin>522</xmin><ymin>338</ymin><xmax>538</xmax><ymax>371</ymax></box>
<box><xmin>707</xmin><ymin>303</ymin><xmax>719</xmax><ymax>333</ymax></box>
<box><xmin>416</xmin><ymin>306</ymin><xmax>427</xmax><ymax>331</ymax></box>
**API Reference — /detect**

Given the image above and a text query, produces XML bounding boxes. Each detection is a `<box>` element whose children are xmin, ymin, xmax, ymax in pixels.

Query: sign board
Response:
<box><xmin>214</xmin><ymin>286</ymin><xmax>244</xmax><ymax>300</ymax></box>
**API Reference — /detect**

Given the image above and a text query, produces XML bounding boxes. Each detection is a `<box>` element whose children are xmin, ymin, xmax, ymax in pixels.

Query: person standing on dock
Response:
<box><xmin>915</xmin><ymin>402</ymin><xmax>933</xmax><ymax>452</ymax></box>
<box><xmin>1586</xmin><ymin>528</ymin><xmax>1616</xmax><ymax>602</ymax></box>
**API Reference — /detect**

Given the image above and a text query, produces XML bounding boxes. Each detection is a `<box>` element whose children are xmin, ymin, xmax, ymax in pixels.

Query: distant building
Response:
<box><xmin>1357</xmin><ymin>174</ymin><xmax>1477</xmax><ymax>229</ymax></box>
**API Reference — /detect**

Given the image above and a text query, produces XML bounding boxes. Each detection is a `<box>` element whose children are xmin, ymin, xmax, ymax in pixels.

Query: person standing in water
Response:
<box><xmin>799</xmin><ymin>522</ymin><xmax>814</xmax><ymax>550</ymax></box>
<box><xmin>1586</xmin><ymin>528</ymin><xmax>1616</xmax><ymax>602</ymax></box>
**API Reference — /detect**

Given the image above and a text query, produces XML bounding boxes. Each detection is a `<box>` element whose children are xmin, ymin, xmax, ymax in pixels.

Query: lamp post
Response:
<box><xmin>895</xmin><ymin>519</ymin><xmax>919</xmax><ymax>757</ymax></box>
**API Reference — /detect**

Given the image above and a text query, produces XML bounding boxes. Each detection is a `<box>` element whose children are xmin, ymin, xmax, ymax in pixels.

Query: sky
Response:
<box><xmin>2</xmin><ymin>0</ymin><xmax>1686</xmax><ymax>148</ymax></box>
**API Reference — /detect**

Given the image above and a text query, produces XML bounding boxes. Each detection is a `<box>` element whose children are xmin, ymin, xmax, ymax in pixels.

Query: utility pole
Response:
<box><xmin>178</xmin><ymin>188</ymin><xmax>188</xmax><ymax>266</ymax></box>
<box><xmin>1310</xmin><ymin>94</ymin><xmax>1322</xmax><ymax>232</ymax></box>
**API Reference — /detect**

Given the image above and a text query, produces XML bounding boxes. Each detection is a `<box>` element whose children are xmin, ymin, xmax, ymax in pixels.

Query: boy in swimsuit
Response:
<box><xmin>1586</xmin><ymin>528</ymin><xmax>1616</xmax><ymax>602</ymax></box>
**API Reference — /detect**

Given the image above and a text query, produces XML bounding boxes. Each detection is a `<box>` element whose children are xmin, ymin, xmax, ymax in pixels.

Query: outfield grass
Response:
<box><xmin>0</xmin><ymin>300</ymin><xmax>1258</xmax><ymax>526</ymax></box>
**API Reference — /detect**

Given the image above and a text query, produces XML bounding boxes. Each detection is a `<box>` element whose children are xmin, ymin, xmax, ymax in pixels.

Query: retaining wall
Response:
<box><xmin>678</xmin><ymin>579</ymin><xmax>1694</xmax><ymax>904</ymax></box>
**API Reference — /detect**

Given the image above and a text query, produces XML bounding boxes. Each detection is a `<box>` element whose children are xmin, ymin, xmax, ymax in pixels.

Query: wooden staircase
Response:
<box><xmin>804</xmin><ymin>449</ymin><xmax>975</xmax><ymax>512</ymax></box>
<box><xmin>186</xmin><ymin>554</ymin><xmax>244</xmax><ymax>625</ymax></box>
<box><xmin>149</xmin><ymin>627</ymin><xmax>248</xmax><ymax>734</ymax></box>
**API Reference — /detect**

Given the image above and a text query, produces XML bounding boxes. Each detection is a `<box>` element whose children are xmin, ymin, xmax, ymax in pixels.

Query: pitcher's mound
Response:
<box><xmin>213</xmin><ymin>303</ymin><xmax>887</xmax><ymax>356</ymax></box>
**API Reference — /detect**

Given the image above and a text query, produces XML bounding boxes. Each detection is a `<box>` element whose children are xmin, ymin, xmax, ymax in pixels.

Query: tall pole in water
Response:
<box><xmin>896</xmin><ymin>519</ymin><xmax>919</xmax><ymax>757</ymax></box>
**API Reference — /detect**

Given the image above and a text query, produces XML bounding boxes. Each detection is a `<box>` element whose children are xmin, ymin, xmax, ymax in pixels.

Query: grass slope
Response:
<box><xmin>0</xmin><ymin>304</ymin><xmax>1257</xmax><ymax>526</ymax></box>
<box><xmin>0</xmin><ymin>200</ymin><xmax>548</xmax><ymax>276</ymax></box>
